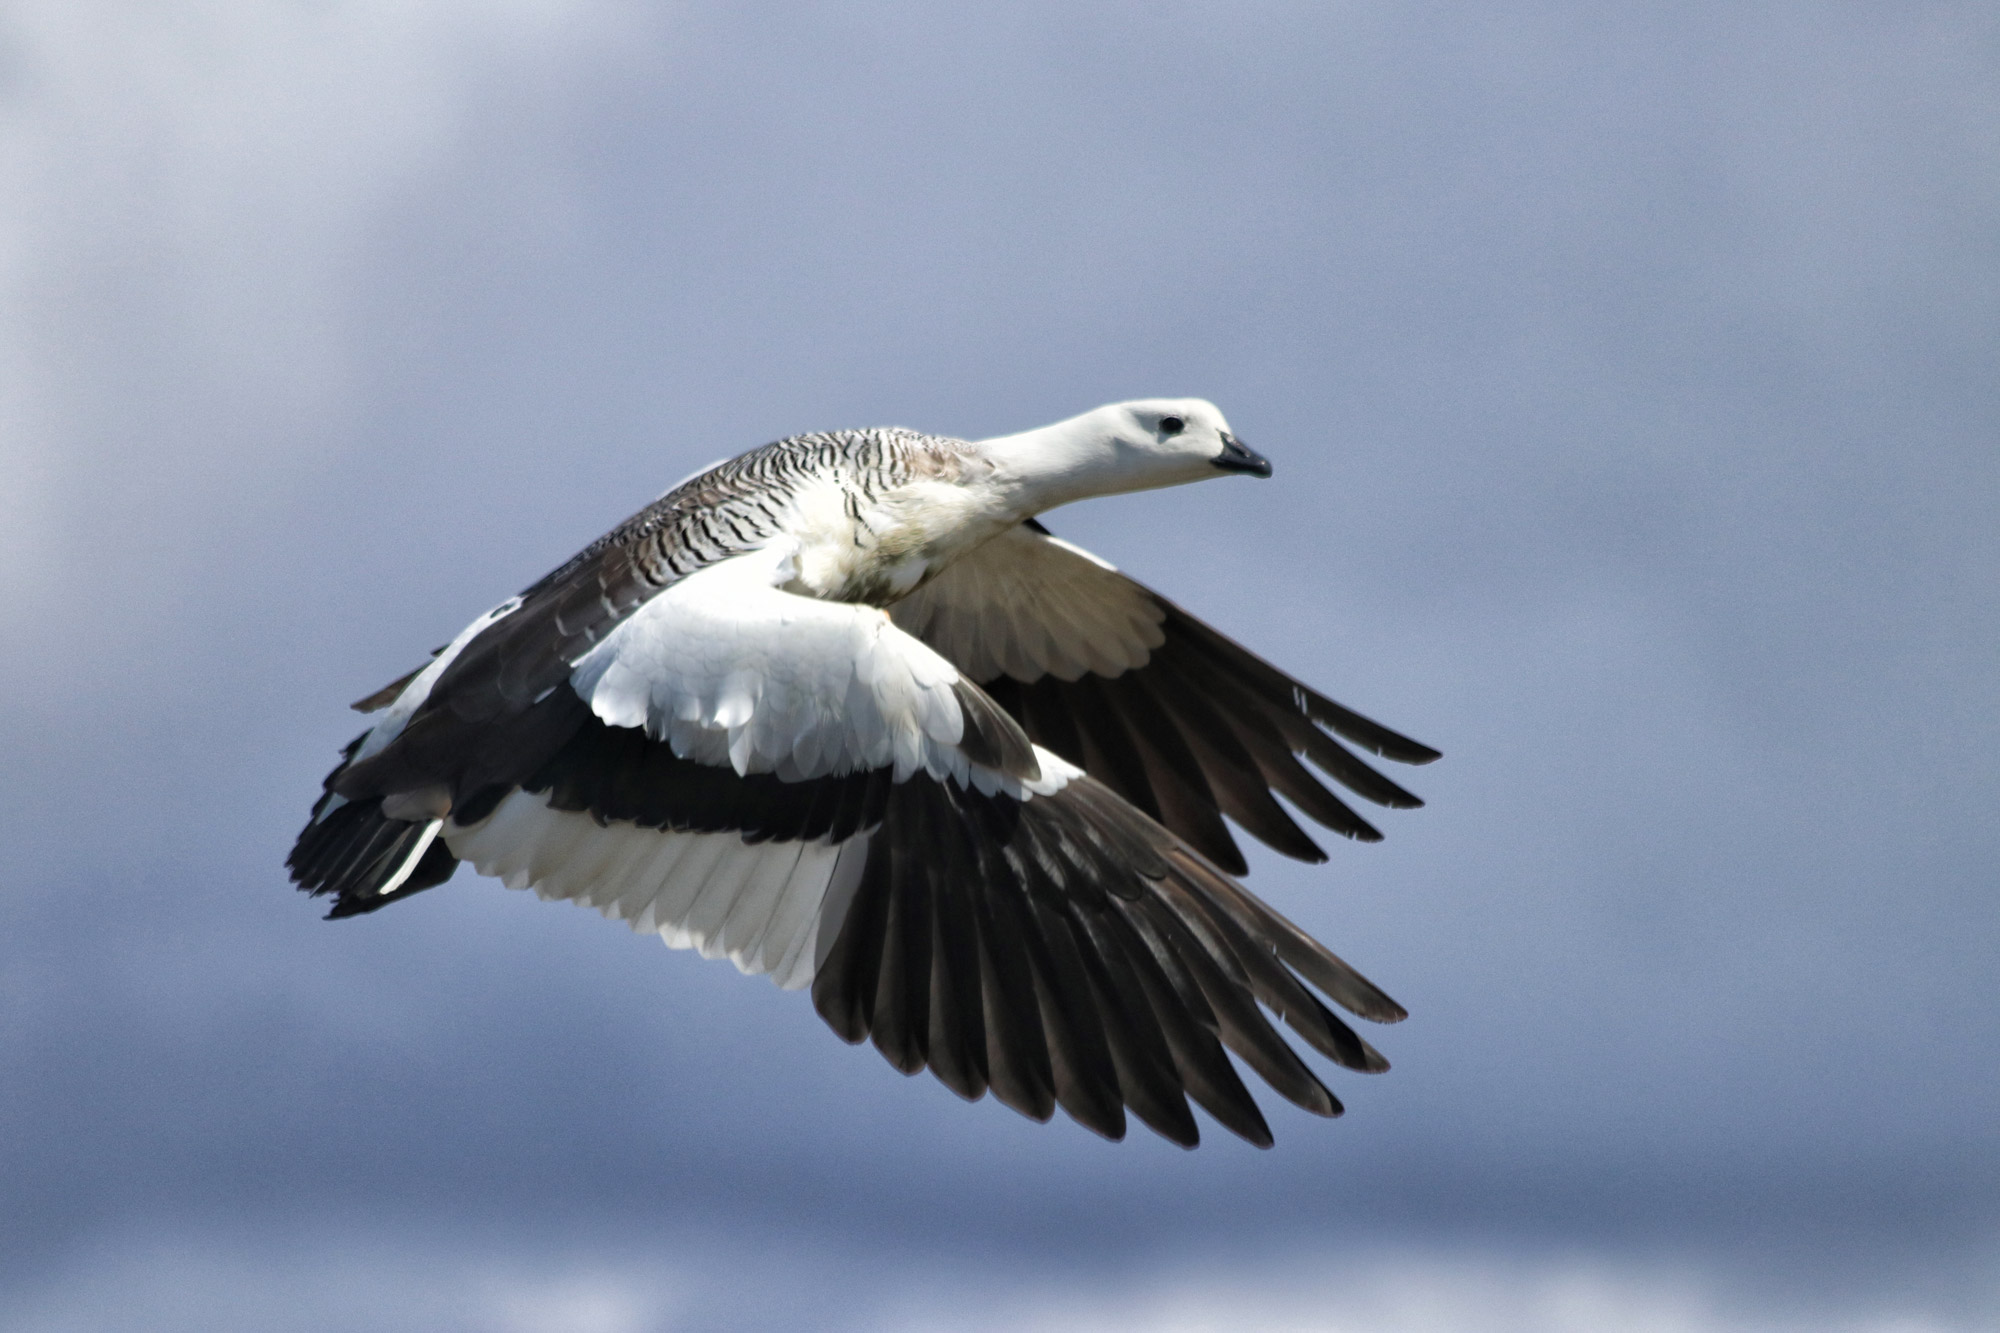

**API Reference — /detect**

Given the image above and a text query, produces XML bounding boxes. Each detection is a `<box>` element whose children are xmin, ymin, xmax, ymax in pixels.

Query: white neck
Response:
<box><xmin>975</xmin><ymin>406</ymin><xmax>1164</xmax><ymax>518</ymax></box>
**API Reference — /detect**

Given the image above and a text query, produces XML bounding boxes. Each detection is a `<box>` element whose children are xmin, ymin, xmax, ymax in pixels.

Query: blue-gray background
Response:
<box><xmin>3</xmin><ymin>3</ymin><xmax>1994</xmax><ymax>1329</ymax></box>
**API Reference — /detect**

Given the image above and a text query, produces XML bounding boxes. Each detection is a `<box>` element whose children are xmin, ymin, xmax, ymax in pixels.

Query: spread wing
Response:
<box><xmin>889</xmin><ymin>522</ymin><xmax>1441</xmax><ymax>874</ymax></box>
<box><xmin>289</xmin><ymin>539</ymin><xmax>1403</xmax><ymax>1148</ymax></box>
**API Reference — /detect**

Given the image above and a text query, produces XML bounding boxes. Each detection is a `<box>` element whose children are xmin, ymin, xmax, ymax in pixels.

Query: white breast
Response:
<box><xmin>783</xmin><ymin>475</ymin><xmax>1011</xmax><ymax>604</ymax></box>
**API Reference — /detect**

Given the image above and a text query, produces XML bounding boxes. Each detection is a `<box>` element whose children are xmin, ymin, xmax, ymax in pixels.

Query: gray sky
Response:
<box><xmin>3</xmin><ymin>2</ymin><xmax>1996</xmax><ymax>1329</ymax></box>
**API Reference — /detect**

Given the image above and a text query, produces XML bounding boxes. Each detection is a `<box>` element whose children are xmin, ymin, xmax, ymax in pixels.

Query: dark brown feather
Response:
<box><xmin>871</xmin><ymin>796</ymin><xmax>933</xmax><ymax>1075</ymax></box>
<box><xmin>901</xmin><ymin>521</ymin><xmax>1440</xmax><ymax>867</ymax></box>
<box><xmin>810</xmin><ymin>834</ymin><xmax>896</xmax><ymax>1044</ymax></box>
<box><xmin>926</xmin><ymin>800</ymin><xmax>990</xmax><ymax>1101</ymax></box>
<box><xmin>806</xmin><ymin>769</ymin><xmax>1400</xmax><ymax>1146</ymax></box>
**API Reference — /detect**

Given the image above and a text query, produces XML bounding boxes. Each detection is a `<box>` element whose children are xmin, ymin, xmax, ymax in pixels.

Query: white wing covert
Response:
<box><xmin>571</xmin><ymin>540</ymin><xmax>1000</xmax><ymax>786</ymax></box>
<box><xmin>892</xmin><ymin>521</ymin><xmax>1441</xmax><ymax>873</ymax></box>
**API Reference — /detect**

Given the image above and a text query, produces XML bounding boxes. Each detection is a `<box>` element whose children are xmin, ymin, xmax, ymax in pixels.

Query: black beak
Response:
<box><xmin>1212</xmin><ymin>432</ymin><xmax>1272</xmax><ymax>478</ymax></box>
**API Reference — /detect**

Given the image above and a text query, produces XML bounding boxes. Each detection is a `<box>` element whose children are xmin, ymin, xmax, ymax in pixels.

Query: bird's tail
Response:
<box><xmin>287</xmin><ymin>734</ymin><xmax>460</xmax><ymax>918</ymax></box>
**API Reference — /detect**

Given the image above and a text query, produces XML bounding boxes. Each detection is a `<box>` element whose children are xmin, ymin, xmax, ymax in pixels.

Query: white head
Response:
<box><xmin>979</xmin><ymin>397</ymin><xmax>1271</xmax><ymax>516</ymax></box>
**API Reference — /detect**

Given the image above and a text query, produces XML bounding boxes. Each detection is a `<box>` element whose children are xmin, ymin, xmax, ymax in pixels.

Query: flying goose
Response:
<box><xmin>289</xmin><ymin>399</ymin><xmax>1440</xmax><ymax>1148</ymax></box>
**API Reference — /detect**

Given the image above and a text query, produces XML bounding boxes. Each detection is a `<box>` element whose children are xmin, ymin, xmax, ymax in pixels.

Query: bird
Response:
<box><xmin>288</xmin><ymin>399</ymin><xmax>1440</xmax><ymax>1148</ymax></box>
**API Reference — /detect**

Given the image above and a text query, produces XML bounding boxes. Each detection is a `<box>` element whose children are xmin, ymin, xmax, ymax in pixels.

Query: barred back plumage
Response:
<box><xmin>526</xmin><ymin>427</ymin><xmax>974</xmax><ymax>601</ymax></box>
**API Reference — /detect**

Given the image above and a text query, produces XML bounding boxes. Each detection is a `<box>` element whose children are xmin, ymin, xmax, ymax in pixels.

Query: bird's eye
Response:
<box><xmin>1159</xmin><ymin>416</ymin><xmax>1185</xmax><ymax>435</ymax></box>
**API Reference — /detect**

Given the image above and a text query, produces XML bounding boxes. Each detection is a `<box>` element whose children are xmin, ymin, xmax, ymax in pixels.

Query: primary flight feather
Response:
<box><xmin>289</xmin><ymin>398</ymin><xmax>1439</xmax><ymax>1148</ymax></box>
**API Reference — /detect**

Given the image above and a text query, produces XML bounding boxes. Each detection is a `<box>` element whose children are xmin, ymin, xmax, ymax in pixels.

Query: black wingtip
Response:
<box><xmin>350</xmin><ymin>669</ymin><xmax>418</xmax><ymax>713</ymax></box>
<box><xmin>349</xmin><ymin>647</ymin><xmax>445</xmax><ymax>712</ymax></box>
<box><xmin>952</xmin><ymin>680</ymin><xmax>1042</xmax><ymax>782</ymax></box>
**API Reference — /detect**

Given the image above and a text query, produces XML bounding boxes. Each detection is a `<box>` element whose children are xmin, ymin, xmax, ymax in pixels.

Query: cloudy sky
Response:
<box><xmin>3</xmin><ymin>2</ymin><xmax>1996</xmax><ymax>1329</ymax></box>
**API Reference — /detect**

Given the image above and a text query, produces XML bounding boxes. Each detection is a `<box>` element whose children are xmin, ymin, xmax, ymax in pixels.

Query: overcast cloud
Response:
<box><xmin>2</xmin><ymin>2</ymin><xmax>1996</xmax><ymax>1328</ymax></box>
